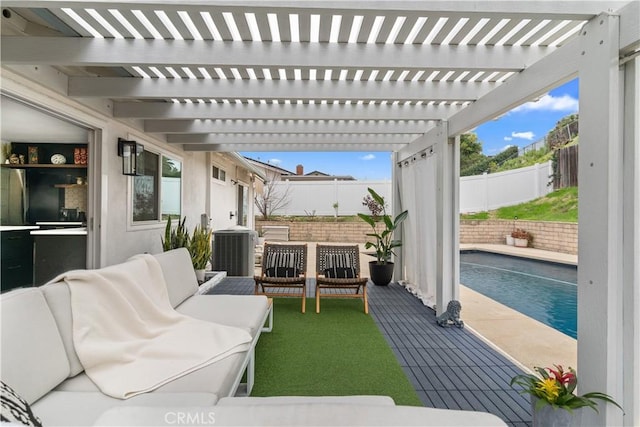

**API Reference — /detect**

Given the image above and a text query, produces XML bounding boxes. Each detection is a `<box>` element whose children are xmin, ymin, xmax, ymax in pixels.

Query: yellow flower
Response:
<box><xmin>536</xmin><ymin>378</ymin><xmax>560</xmax><ymax>403</ymax></box>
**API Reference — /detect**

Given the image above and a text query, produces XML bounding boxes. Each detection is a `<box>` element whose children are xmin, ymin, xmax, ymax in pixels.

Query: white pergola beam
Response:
<box><xmin>2</xmin><ymin>1</ymin><xmax>625</xmax><ymax>20</ymax></box>
<box><xmin>167</xmin><ymin>133</ymin><xmax>417</xmax><ymax>145</ymax></box>
<box><xmin>69</xmin><ymin>78</ymin><xmax>493</xmax><ymax>101</ymax></box>
<box><xmin>145</xmin><ymin>119</ymin><xmax>432</xmax><ymax>134</ymax></box>
<box><xmin>2</xmin><ymin>37</ymin><xmax>548</xmax><ymax>71</ymax></box>
<box><xmin>114</xmin><ymin>102</ymin><xmax>461</xmax><ymax>120</ymax></box>
<box><xmin>446</xmin><ymin>38</ymin><xmax>580</xmax><ymax>137</ymax></box>
<box><xmin>183</xmin><ymin>143</ymin><xmax>403</xmax><ymax>152</ymax></box>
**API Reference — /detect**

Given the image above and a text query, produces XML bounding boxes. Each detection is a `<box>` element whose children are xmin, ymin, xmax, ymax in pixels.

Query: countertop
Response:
<box><xmin>1</xmin><ymin>226</ymin><xmax>40</xmax><ymax>232</ymax></box>
<box><xmin>31</xmin><ymin>227</ymin><xmax>87</xmax><ymax>236</ymax></box>
<box><xmin>35</xmin><ymin>221</ymin><xmax>83</xmax><ymax>226</ymax></box>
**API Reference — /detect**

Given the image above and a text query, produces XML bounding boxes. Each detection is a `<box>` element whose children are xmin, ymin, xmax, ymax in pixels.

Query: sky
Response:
<box><xmin>241</xmin><ymin>78</ymin><xmax>579</xmax><ymax>181</ymax></box>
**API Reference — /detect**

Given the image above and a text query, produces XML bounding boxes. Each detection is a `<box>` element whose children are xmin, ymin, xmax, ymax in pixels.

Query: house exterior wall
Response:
<box><xmin>1</xmin><ymin>66</ymin><xmax>254</xmax><ymax>267</ymax></box>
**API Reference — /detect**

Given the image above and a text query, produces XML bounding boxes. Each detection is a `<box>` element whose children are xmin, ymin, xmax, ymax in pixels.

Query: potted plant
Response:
<box><xmin>506</xmin><ymin>216</ymin><xmax>517</xmax><ymax>246</ymax></box>
<box><xmin>511</xmin><ymin>228</ymin><xmax>531</xmax><ymax>248</ymax></box>
<box><xmin>161</xmin><ymin>216</ymin><xmax>189</xmax><ymax>251</ymax></box>
<box><xmin>510</xmin><ymin>365</ymin><xmax>622</xmax><ymax>427</ymax></box>
<box><xmin>358</xmin><ymin>188</ymin><xmax>408</xmax><ymax>286</ymax></box>
<box><xmin>189</xmin><ymin>224</ymin><xmax>213</xmax><ymax>283</ymax></box>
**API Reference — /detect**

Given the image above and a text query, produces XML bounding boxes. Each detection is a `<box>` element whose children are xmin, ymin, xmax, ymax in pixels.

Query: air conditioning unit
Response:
<box><xmin>212</xmin><ymin>229</ymin><xmax>258</xmax><ymax>276</ymax></box>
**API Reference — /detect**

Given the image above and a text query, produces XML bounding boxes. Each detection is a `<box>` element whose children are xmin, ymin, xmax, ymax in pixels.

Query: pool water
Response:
<box><xmin>460</xmin><ymin>251</ymin><xmax>577</xmax><ymax>339</ymax></box>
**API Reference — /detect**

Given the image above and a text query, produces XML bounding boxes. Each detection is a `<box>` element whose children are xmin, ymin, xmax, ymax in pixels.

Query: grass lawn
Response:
<box><xmin>251</xmin><ymin>297</ymin><xmax>423</xmax><ymax>406</ymax></box>
<box><xmin>461</xmin><ymin>187</ymin><xmax>578</xmax><ymax>222</ymax></box>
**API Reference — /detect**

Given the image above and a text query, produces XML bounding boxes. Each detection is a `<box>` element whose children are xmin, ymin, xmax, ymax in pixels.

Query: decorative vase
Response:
<box><xmin>531</xmin><ymin>397</ymin><xmax>581</xmax><ymax>427</ymax></box>
<box><xmin>506</xmin><ymin>235</ymin><xmax>515</xmax><ymax>246</ymax></box>
<box><xmin>195</xmin><ymin>269</ymin><xmax>206</xmax><ymax>283</ymax></box>
<box><xmin>514</xmin><ymin>237</ymin><xmax>528</xmax><ymax>247</ymax></box>
<box><xmin>369</xmin><ymin>261</ymin><xmax>394</xmax><ymax>286</ymax></box>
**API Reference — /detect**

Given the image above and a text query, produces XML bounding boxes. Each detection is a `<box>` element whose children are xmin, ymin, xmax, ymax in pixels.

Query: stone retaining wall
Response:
<box><xmin>256</xmin><ymin>220</ymin><xmax>382</xmax><ymax>243</ymax></box>
<box><xmin>257</xmin><ymin>219</ymin><xmax>578</xmax><ymax>255</ymax></box>
<box><xmin>460</xmin><ymin>219</ymin><xmax>578</xmax><ymax>255</ymax></box>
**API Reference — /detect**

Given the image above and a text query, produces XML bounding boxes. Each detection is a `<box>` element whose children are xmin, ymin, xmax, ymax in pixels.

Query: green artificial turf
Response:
<box><xmin>251</xmin><ymin>298</ymin><xmax>423</xmax><ymax>406</ymax></box>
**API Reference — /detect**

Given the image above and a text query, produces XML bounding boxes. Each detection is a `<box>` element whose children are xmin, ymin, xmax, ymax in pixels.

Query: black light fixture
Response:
<box><xmin>117</xmin><ymin>138</ymin><xmax>144</xmax><ymax>176</ymax></box>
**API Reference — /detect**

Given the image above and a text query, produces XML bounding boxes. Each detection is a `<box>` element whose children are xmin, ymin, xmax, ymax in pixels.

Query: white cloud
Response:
<box><xmin>268</xmin><ymin>158</ymin><xmax>282</xmax><ymax>165</ymax></box>
<box><xmin>511</xmin><ymin>93</ymin><xmax>578</xmax><ymax>113</ymax></box>
<box><xmin>503</xmin><ymin>136</ymin><xmax>513</xmax><ymax>141</ymax></box>
<box><xmin>501</xmin><ymin>144</ymin><xmax>516</xmax><ymax>151</ymax></box>
<box><xmin>511</xmin><ymin>131</ymin><xmax>535</xmax><ymax>140</ymax></box>
<box><xmin>360</xmin><ymin>154</ymin><xmax>376</xmax><ymax>161</ymax></box>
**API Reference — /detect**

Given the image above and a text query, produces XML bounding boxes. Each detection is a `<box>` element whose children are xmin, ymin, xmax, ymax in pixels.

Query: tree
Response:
<box><xmin>254</xmin><ymin>170</ymin><xmax>292</xmax><ymax>219</ymax></box>
<box><xmin>460</xmin><ymin>132</ymin><xmax>488</xmax><ymax>176</ymax></box>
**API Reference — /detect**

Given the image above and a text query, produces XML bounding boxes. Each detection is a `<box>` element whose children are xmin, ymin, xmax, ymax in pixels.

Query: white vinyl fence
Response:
<box><xmin>459</xmin><ymin>161</ymin><xmax>553</xmax><ymax>213</ymax></box>
<box><xmin>269</xmin><ymin>161</ymin><xmax>553</xmax><ymax>216</ymax></box>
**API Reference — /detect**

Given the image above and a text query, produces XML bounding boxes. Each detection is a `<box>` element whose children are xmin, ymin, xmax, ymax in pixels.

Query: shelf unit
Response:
<box><xmin>2</xmin><ymin>164</ymin><xmax>87</xmax><ymax>169</ymax></box>
<box><xmin>53</xmin><ymin>184</ymin><xmax>87</xmax><ymax>188</ymax></box>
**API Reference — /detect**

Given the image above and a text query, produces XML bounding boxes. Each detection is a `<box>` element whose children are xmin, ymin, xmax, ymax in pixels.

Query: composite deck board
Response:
<box><xmin>209</xmin><ymin>277</ymin><xmax>532</xmax><ymax>426</ymax></box>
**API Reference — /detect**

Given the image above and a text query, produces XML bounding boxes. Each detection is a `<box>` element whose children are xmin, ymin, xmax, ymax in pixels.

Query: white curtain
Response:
<box><xmin>399</xmin><ymin>152</ymin><xmax>438</xmax><ymax>308</ymax></box>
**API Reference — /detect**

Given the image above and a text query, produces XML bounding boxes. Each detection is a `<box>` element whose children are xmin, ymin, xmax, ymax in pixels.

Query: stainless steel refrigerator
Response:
<box><xmin>1</xmin><ymin>167</ymin><xmax>27</xmax><ymax>225</ymax></box>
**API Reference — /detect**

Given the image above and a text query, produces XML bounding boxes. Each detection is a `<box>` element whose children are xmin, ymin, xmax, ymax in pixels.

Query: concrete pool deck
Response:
<box><xmin>460</xmin><ymin>243</ymin><xmax>577</xmax><ymax>372</ymax></box>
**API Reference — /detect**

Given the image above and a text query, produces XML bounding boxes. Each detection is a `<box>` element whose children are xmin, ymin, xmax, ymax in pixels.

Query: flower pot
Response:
<box><xmin>369</xmin><ymin>261</ymin><xmax>394</xmax><ymax>286</ymax></box>
<box><xmin>195</xmin><ymin>269</ymin><xmax>206</xmax><ymax>283</ymax></box>
<box><xmin>514</xmin><ymin>237</ymin><xmax>528</xmax><ymax>247</ymax></box>
<box><xmin>531</xmin><ymin>397</ymin><xmax>582</xmax><ymax>427</ymax></box>
<box><xmin>506</xmin><ymin>235</ymin><xmax>515</xmax><ymax>246</ymax></box>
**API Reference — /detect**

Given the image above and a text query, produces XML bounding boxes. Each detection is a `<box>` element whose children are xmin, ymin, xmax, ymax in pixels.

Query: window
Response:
<box><xmin>131</xmin><ymin>146</ymin><xmax>182</xmax><ymax>224</ymax></box>
<box><xmin>212</xmin><ymin>165</ymin><xmax>226</xmax><ymax>182</ymax></box>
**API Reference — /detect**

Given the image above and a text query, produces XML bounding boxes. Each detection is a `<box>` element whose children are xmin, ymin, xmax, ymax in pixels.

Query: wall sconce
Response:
<box><xmin>230</xmin><ymin>179</ymin><xmax>238</xmax><ymax>185</ymax></box>
<box><xmin>117</xmin><ymin>138</ymin><xmax>143</xmax><ymax>176</ymax></box>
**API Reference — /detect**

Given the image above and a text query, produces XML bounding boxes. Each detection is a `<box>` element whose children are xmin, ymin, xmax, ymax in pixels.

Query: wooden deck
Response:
<box><xmin>209</xmin><ymin>277</ymin><xmax>532</xmax><ymax>427</ymax></box>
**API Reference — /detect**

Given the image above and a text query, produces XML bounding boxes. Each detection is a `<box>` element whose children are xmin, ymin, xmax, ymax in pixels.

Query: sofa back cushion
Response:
<box><xmin>0</xmin><ymin>288</ymin><xmax>70</xmax><ymax>404</ymax></box>
<box><xmin>153</xmin><ymin>248</ymin><xmax>199</xmax><ymax>308</ymax></box>
<box><xmin>41</xmin><ymin>282</ymin><xmax>84</xmax><ymax>376</ymax></box>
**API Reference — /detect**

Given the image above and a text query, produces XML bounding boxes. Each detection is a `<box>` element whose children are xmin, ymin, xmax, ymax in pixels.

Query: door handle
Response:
<box><xmin>229</xmin><ymin>211</ymin><xmax>235</xmax><ymax>220</ymax></box>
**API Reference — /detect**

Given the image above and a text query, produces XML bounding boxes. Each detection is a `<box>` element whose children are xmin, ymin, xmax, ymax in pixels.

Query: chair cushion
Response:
<box><xmin>0</xmin><ymin>381</ymin><xmax>43</xmax><ymax>427</ymax></box>
<box><xmin>324</xmin><ymin>267</ymin><xmax>356</xmax><ymax>278</ymax></box>
<box><xmin>324</xmin><ymin>253</ymin><xmax>357</xmax><ymax>278</ymax></box>
<box><xmin>264</xmin><ymin>251</ymin><xmax>301</xmax><ymax>278</ymax></box>
<box><xmin>266</xmin><ymin>267</ymin><xmax>299</xmax><ymax>278</ymax></box>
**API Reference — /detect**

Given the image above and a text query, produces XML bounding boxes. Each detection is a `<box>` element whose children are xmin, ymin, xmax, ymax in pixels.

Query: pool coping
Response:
<box><xmin>459</xmin><ymin>243</ymin><xmax>577</xmax><ymax>372</ymax></box>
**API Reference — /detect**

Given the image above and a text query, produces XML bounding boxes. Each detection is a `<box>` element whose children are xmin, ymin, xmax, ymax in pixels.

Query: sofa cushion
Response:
<box><xmin>153</xmin><ymin>248</ymin><xmax>199</xmax><ymax>307</ymax></box>
<box><xmin>55</xmin><ymin>353</ymin><xmax>247</xmax><ymax>398</ymax></box>
<box><xmin>216</xmin><ymin>395</ymin><xmax>396</xmax><ymax>406</ymax></box>
<box><xmin>32</xmin><ymin>391</ymin><xmax>217</xmax><ymax>427</ymax></box>
<box><xmin>0</xmin><ymin>288</ymin><xmax>70</xmax><ymax>404</ymax></box>
<box><xmin>0</xmin><ymin>380</ymin><xmax>43</xmax><ymax>427</ymax></box>
<box><xmin>176</xmin><ymin>295</ymin><xmax>269</xmax><ymax>338</ymax></box>
<box><xmin>40</xmin><ymin>282</ymin><xmax>84</xmax><ymax>377</ymax></box>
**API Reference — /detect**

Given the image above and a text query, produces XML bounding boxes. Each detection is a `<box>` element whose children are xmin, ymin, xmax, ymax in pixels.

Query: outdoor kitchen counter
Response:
<box><xmin>31</xmin><ymin>229</ymin><xmax>87</xmax><ymax>284</ymax></box>
<box><xmin>31</xmin><ymin>227</ymin><xmax>87</xmax><ymax>236</ymax></box>
<box><xmin>0</xmin><ymin>226</ymin><xmax>40</xmax><ymax>232</ymax></box>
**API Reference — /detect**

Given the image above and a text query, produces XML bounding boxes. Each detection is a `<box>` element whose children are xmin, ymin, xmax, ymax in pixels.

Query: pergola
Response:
<box><xmin>1</xmin><ymin>1</ymin><xmax>638</xmax><ymax>425</ymax></box>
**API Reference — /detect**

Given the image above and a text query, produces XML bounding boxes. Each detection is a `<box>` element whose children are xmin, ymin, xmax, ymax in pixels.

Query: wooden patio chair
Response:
<box><xmin>254</xmin><ymin>242</ymin><xmax>308</xmax><ymax>313</ymax></box>
<box><xmin>315</xmin><ymin>244</ymin><xmax>369</xmax><ymax>314</ymax></box>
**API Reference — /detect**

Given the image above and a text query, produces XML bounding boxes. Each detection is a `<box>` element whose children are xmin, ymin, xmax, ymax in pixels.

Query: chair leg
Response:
<box><xmin>363</xmin><ymin>284</ymin><xmax>369</xmax><ymax>315</ymax></box>
<box><xmin>301</xmin><ymin>284</ymin><xmax>306</xmax><ymax>313</ymax></box>
<box><xmin>315</xmin><ymin>285</ymin><xmax>320</xmax><ymax>313</ymax></box>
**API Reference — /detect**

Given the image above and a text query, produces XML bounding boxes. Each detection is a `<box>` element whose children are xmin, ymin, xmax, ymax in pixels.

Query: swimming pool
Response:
<box><xmin>460</xmin><ymin>251</ymin><xmax>577</xmax><ymax>339</ymax></box>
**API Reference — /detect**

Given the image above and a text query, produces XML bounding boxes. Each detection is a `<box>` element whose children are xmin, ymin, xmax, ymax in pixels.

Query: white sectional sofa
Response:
<box><xmin>0</xmin><ymin>248</ymin><xmax>507</xmax><ymax>426</ymax></box>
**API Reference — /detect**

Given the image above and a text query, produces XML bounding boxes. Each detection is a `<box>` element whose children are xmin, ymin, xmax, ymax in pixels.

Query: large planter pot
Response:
<box><xmin>369</xmin><ymin>261</ymin><xmax>394</xmax><ymax>286</ymax></box>
<box><xmin>506</xmin><ymin>235</ymin><xmax>515</xmax><ymax>246</ymax></box>
<box><xmin>531</xmin><ymin>397</ymin><xmax>582</xmax><ymax>427</ymax></box>
<box><xmin>514</xmin><ymin>237</ymin><xmax>528</xmax><ymax>247</ymax></box>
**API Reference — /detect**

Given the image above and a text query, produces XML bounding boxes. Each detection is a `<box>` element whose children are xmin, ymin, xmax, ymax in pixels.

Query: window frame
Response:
<box><xmin>126</xmin><ymin>138</ymin><xmax>183</xmax><ymax>231</ymax></box>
